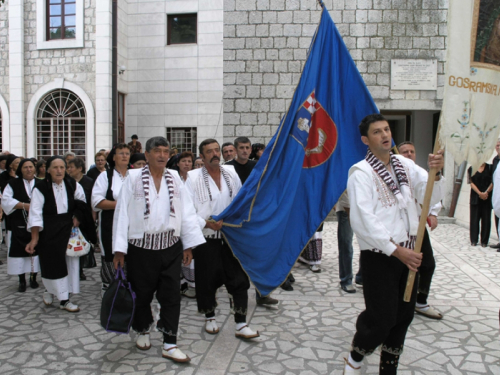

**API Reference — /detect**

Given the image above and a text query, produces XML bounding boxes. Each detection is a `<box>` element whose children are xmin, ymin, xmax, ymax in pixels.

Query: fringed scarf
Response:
<box><xmin>196</xmin><ymin>166</ymin><xmax>233</xmax><ymax>202</ymax></box>
<box><xmin>365</xmin><ymin>149</ymin><xmax>411</xmax><ymax>210</ymax></box>
<box><xmin>140</xmin><ymin>164</ymin><xmax>175</xmax><ymax>220</ymax></box>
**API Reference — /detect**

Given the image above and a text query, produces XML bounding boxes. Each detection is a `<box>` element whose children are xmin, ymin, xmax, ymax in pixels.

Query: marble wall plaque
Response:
<box><xmin>391</xmin><ymin>59</ymin><xmax>438</xmax><ymax>90</ymax></box>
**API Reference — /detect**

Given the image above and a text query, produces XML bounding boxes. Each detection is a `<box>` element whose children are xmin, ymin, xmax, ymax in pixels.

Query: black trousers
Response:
<box><xmin>193</xmin><ymin>239</ymin><xmax>250</xmax><ymax>322</ymax></box>
<box><xmin>470</xmin><ymin>201</ymin><xmax>491</xmax><ymax>245</ymax></box>
<box><xmin>127</xmin><ymin>241</ymin><xmax>183</xmax><ymax>344</ymax></box>
<box><xmin>416</xmin><ymin>229</ymin><xmax>435</xmax><ymax>305</ymax></box>
<box><xmin>351</xmin><ymin>251</ymin><xmax>418</xmax><ymax>375</ymax></box>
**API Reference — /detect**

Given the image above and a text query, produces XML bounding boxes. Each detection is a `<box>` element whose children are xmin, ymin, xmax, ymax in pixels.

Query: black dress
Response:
<box><xmin>35</xmin><ymin>178</ymin><xmax>76</xmax><ymax>280</ymax></box>
<box><xmin>468</xmin><ymin>165</ymin><xmax>493</xmax><ymax>245</ymax></box>
<box><xmin>86</xmin><ymin>167</ymin><xmax>105</xmax><ymax>182</ymax></box>
<box><xmin>7</xmin><ymin>178</ymin><xmax>40</xmax><ymax>259</ymax></box>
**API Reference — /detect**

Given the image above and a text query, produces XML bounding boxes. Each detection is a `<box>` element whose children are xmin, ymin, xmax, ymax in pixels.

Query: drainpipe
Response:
<box><xmin>112</xmin><ymin>0</ymin><xmax>118</xmax><ymax>144</ymax></box>
<box><xmin>448</xmin><ymin>161</ymin><xmax>467</xmax><ymax>217</ymax></box>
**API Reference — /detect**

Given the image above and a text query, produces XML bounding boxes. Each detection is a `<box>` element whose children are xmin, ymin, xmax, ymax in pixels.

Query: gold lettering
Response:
<box><xmin>449</xmin><ymin>75</ymin><xmax>456</xmax><ymax>86</ymax></box>
<box><xmin>469</xmin><ymin>80</ymin><xmax>476</xmax><ymax>92</ymax></box>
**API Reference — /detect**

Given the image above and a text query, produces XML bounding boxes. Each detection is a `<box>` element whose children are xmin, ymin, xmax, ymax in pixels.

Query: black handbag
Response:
<box><xmin>80</xmin><ymin>247</ymin><xmax>97</xmax><ymax>269</ymax></box>
<box><xmin>100</xmin><ymin>265</ymin><xmax>136</xmax><ymax>334</ymax></box>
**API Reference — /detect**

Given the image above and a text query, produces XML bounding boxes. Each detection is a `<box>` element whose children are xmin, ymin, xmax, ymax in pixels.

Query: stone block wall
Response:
<box><xmin>0</xmin><ymin>2</ymin><xmax>10</xmax><ymax>102</ymax></box>
<box><xmin>223</xmin><ymin>0</ymin><xmax>448</xmax><ymax>144</ymax></box>
<box><xmin>23</xmin><ymin>0</ymin><xmax>96</xmax><ymax>104</ymax></box>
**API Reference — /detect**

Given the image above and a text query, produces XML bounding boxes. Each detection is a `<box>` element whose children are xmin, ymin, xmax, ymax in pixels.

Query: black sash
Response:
<box><xmin>7</xmin><ymin>178</ymin><xmax>38</xmax><ymax>258</ymax></box>
<box><xmin>37</xmin><ymin>178</ymin><xmax>76</xmax><ymax>280</ymax></box>
<box><xmin>101</xmin><ymin>169</ymin><xmax>115</xmax><ymax>262</ymax></box>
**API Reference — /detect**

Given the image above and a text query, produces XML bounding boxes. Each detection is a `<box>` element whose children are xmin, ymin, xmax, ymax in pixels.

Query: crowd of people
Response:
<box><xmin>0</xmin><ymin>117</ymin><xmax>452</xmax><ymax>373</ymax></box>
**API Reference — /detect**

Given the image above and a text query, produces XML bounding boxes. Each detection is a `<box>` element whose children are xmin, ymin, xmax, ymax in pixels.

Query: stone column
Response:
<box><xmin>8</xmin><ymin>0</ymin><xmax>24</xmax><ymax>155</ymax></box>
<box><xmin>95</xmin><ymin>0</ymin><xmax>113</xmax><ymax>150</ymax></box>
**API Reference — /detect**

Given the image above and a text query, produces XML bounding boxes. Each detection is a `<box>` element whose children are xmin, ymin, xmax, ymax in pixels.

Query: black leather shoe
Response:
<box><xmin>288</xmin><ymin>273</ymin><xmax>295</xmax><ymax>283</ymax></box>
<box><xmin>18</xmin><ymin>283</ymin><xmax>26</xmax><ymax>293</ymax></box>
<box><xmin>30</xmin><ymin>274</ymin><xmax>39</xmax><ymax>289</ymax></box>
<box><xmin>471</xmin><ymin>243</ymin><xmax>477</xmax><ymax>246</ymax></box>
<box><xmin>280</xmin><ymin>279</ymin><xmax>293</xmax><ymax>291</ymax></box>
<box><xmin>80</xmin><ymin>271</ymin><xmax>87</xmax><ymax>281</ymax></box>
<box><xmin>490</xmin><ymin>243</ymin><xmax>500</xmax><ymax>249</ymax></box>
<box><xmin>256</xmin><ymin>296</ymin><xmax>279</xmax><ymax>305</ymax></box>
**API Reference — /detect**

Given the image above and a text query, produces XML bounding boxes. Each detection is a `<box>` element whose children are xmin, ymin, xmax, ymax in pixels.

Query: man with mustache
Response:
<box><xmin>185</xmin><ymin>139</ymin><xmax>259</xmax><ymax>339</ymax></box>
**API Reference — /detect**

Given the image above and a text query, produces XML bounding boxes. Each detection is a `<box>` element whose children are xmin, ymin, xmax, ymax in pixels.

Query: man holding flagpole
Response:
<box><xmin>186</xmin><ymin>138</ymin><xmax>259</xmax><ymax>339</ymax></box>
<box><xmin>343</xmin><ymin>114</ymin><xmax>445</xmax><ymax>374</ymax></box>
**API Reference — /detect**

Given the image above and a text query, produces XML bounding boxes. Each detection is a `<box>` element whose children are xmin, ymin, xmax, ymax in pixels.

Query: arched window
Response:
<box><xmin>36</xmin><ymin>89</ymin><xmax>86</xmax><ymax>160</ymax></box>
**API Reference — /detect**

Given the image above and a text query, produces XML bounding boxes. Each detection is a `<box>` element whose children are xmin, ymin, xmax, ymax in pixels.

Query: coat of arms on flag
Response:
<box><xmin>291</xmin><ymin>90</ymin><xmax>338</xmax><ymax>168</ymax></box>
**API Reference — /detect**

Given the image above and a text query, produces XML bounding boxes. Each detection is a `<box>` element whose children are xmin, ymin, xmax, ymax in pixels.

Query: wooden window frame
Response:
<box><xmin>46</xmin><ymin>0</ymin><xmax>77</xmax><ymax>41</ymax></box>
<box><xmin>167</xmin><ymin>13</ymin><xmax>197</xmax><ymax>46</ymax></box>
<box><xmin>118</xmin><ymin>92</ymin><xmax>126</xmax><ymax>144</ymax></box>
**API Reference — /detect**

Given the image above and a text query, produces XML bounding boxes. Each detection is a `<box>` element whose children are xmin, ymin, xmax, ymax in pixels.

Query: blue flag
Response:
<box><xmin>213</xmin><ymin>6</ymin><xmax>379</xmax><ymax>296</ymax></box>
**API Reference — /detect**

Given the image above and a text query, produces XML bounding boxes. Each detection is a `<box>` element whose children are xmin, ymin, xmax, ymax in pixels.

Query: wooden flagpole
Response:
<box><xmin>403</xmin><ymin>125</ymin><xmax>442</xmax><ymax>302</ymax></box>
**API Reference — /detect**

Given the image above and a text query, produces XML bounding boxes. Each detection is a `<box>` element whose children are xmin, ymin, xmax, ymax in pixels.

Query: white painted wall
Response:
<box><xmin>125</xmin><ymin>0</ymin><xmax>223</xmax><ymax>149</ymax></box>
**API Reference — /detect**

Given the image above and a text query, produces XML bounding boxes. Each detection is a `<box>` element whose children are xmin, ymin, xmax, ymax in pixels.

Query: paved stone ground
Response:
<box><xmin>0</xmin><ymin>222</ymin><xmax>498</xmax><ymax>375</ymax></box>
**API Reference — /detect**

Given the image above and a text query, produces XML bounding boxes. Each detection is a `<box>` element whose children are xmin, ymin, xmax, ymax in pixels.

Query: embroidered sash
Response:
<box><xmin>365</xmin><ymin>149</ymin><xmax>411</xmax><ymax>210</ymax></box>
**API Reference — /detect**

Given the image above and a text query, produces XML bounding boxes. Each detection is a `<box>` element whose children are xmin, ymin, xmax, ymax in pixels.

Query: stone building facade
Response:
<box><xmin>223</xmin><ymin>0</ymin><xmax>455</xmax><ymax>209</ymax></box>
<box><xmin>223</xmin><ymin>0</ymin><xmax>447</xmax><ymax>155</ymax></box>
<box><xmin>0</xmin><ymin>0</ymin><xmax>223</xmax><ymax>166</ymax></box>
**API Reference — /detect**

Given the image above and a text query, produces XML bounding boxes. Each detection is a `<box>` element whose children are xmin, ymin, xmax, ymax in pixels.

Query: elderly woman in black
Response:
<box><xmin>1</xmin><ymin>159</ymin><xmax>41</xmax><ymax>292</ymax></box>
<box><xmin>0</xmin><ymin>155</ymin><xmax>22</xmax><ymax>192</ymax></box>
<box><xmin>26</xmin><ymin>157</ymin><xmax>87</xmax><ymax>312</ymax></box>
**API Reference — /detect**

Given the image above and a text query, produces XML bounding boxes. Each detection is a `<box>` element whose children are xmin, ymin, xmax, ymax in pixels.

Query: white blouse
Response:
<box><xmin>27</xmin><ymin>181</ymin><xmax>86</xmax><ymax>231</ymax></box>
<box><xmin>91</xmin><ymin>169</ymin><xmax>126</xmax><ymax>212</ymax></box>
<box><xmin>1</xmin><ymin>179</ymin><xmax>35</xmax><ymax>215</ymax></box>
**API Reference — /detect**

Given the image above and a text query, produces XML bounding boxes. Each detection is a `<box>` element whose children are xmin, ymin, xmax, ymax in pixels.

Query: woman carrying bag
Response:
<box><xmin>92</xmin><ymin>144</ymin><xmax>131</xmax><ymax>296</ymax></box>
<box><xmin>26</xmin><ymin>156</ymin><xmax>88</xmax><ymax>312</ymax></box>
<box><xmin>1</xmin><ymin>159</ymin><xmax>41</xmax><ymax>292</ymax></box>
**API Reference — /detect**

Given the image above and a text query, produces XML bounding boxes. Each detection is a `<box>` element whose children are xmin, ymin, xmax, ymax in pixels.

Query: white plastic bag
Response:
<box><xmin>66</xmin><ymin>227</ymin><xmax>91</xmax><ymax>257</ymax></box>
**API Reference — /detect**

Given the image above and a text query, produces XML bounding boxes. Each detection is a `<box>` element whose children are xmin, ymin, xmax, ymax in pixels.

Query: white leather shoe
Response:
<box><xmin>235</xmin><ymin>325</ymin><xmax>259</xmax><ymax>339</ymax></box>
<box><xmin>43</xmin><ymin>292</ymin><xmax>53</xmax><ymax>306</ymax></box>
<box><xmin>136</xmin><ymin>333</ymin><xmax>151</xmax><ymax>350</ymax></box>
<box><xmin>59</xmin><ymin>301</ymin><xmax>80</xmax><ymax>312</ymax></box>
<box><xmin>205</xmin><ymin>318</ymin><xmax>219</xmax><ymax>334</ymax></box>
<box><xmin>162</xmin><ymin>346</ymin><xmax>190</xmax><ymax>363</ymax></box>
<box><xmin>343</xmin><ymin>357</ymin><xmax>361</xmax><ymax>374</ymax></box>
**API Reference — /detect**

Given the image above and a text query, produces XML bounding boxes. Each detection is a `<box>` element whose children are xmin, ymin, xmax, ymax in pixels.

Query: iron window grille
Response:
<box><xmin>166</xmin><ymin>127</ymin><xmax>197</xmax><ymax>154</ymax></box>
<box><xmin>36</xmin><ymin>89</ymin><xmax>86</xmax><ymax>161</ymax></box>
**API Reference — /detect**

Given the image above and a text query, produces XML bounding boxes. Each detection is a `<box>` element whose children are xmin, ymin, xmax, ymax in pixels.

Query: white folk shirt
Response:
<box><xmin>1</xmin><ymin>179</ymin><xmax>35</xmax><ymax>215</ymax></box>
<box><xmin>185</xmin><ymin>165</ymin><xmax>242</xmax><ymax>238</ymax></box>
<box><xmin>112</xmin><ymin>169</ymin><xmax>205</xmax><ymax>254</ymax></box>
<box><xmin>28</xmin><ymin>181</ymin><xmax>86</xmax><ymax>231</ymax></box>
<box><xmin>347</xmin><ymin>155</ymin><xmax>445</xmax><ymax>256</ymax></box>
<box><xmin>91</xmin><ymin>169</ymin><xmax>126</xmax><ymax>250</ymax></box>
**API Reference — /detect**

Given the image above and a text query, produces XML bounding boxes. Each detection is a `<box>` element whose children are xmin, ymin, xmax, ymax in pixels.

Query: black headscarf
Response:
<box><xmin>130</xmin><ymin>153</ymin><xmax>146</xmax><ymax>166</ymax></box>
<box><xmin>166</xmin><ymin>154</ymin><xmax>180</xmax><ymax>170</ymax></box>
<box><xmin>0</xmin><ymin>155</ymin><xmax>19</xmax><ymax>192</ymax></box>
<box><xmin>15</xmin><ymin>158</ymin><xmax>36</xmax><ymax>179</ymax></box>
<box><xmin>5</xmin><ymin>155</ymin><xmax>19</xmax><ymax>173</ymax></box>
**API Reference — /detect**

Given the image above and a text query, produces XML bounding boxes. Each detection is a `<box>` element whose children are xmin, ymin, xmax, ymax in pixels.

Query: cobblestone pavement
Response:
<box><xmin>0</xmin><ymin>222</ymin><xmax>498</xmax><ymax>374</ymax></box>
